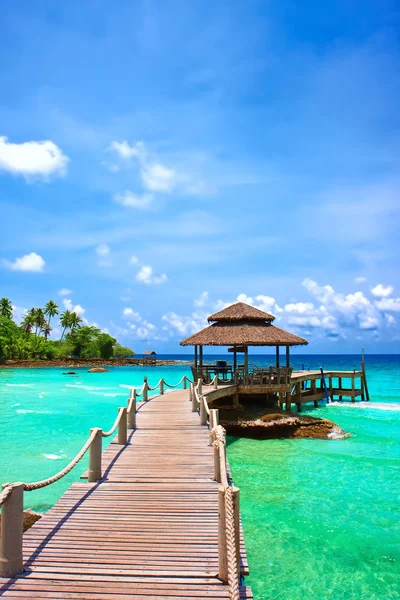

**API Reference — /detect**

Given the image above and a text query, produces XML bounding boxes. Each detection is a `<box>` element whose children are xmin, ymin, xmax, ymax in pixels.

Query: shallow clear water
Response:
<box><xmin>0</xmin><ymin>355</ymin><xmax>399</xmax><ymax>599</ymax></box>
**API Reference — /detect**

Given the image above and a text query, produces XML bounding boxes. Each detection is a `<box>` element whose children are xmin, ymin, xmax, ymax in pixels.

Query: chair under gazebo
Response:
<box><xmin>180</xmin><ymin>301</ymin><xmax>308</xmax><ymax>383</ymax></box>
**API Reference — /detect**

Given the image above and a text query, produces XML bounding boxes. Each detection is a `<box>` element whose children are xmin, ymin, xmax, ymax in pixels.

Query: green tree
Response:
<box><xmin>21</xmin><ymin>312</ymin><xmax>35</xmax><ymax>336</ymax></box>
<box><xmin>0</xmin><ymin>298</ymin><xmax>13</xmax><ymax>320</ymax></box>
<box><xmin>67</xmin><ymin>325</ymin><xmax>101</xmax><ymax>358</ymax></box>
<box><xmin>70</xmin><ymin>312</ymin><xmax>83</xmax><ymax>330</ymax></box>
<box><xmin>97</xmin><ymin>333</ymin><xmax>117</xmax><ymax>359</ymax></box>
<box><xmin>44</xmin><ymin>300</ymin><xmax>59</xmax><ymax>329</ymax></box>
<box><xmin>41</xmin><ymin>323</ymin><xmax>52</xmax><ymax>341</ymax></box>
<box><xmin>34</xmin><ymin>308</ymin><xmax>46</xmax><ymax>336</ymax></box>
<box><xmin>113</xmin><ymin>343</ymin><xmax>135</xmax><ymax>358</ymax></box>
<box><xmin>60</xmin><ymin>310</ymin><xmax>73</xmax><ymax>340</ymax></box>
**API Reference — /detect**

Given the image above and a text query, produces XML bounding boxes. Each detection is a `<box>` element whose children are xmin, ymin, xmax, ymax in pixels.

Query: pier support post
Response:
<box><xmin>338</xmin><ymin>377</ymin><xmax>343</xmax><ymax>401</ymax></box>
<box><xmin>0</xmin><ymin>483</ymin><xmax>24</xmax><ymax>577</ymax></box>
<box><xmin>231</xmin><ymin>486</ymin><xmax>241</xmax><ymax>573</ymax></box>
<box><xmin>127</xmin><ymin>390</ymin><xmax>136</xmax><ymax>429</ymax></box>
<box><xmin>218</xmin><ymin>487</ymin><xmax>228</xmax><ymax>583</ymax></box>
<box><xmin>118</xmin><ymin>408</ymin><xmax>127</xmax><ymax>444</ymax></box>
<box><xmin>88</xmin><ymin>428</ymin><xmax>102</xmax><ymax>482</ymax></box>
<box><xmin>351</xmin><ymin>372</ymin><xmax>356</xmax><ymax>403</ymax></box>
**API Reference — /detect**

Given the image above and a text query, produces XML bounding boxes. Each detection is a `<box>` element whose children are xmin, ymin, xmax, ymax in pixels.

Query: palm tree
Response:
<box><xmin>41</xmin><ymin>323</ymin><xmax>52</xmax><ymax>341</ymax></box>
<box><xmin>60</xmin><ymin>310</ymin><xmax>73</xmax><ymax>340</ymax></box>
<box><xmin>44</xmin><ymin>300</ymin><xmax>59</xmax><ymax>329</ymax></box>
<box><xmin>21</xmin><ymin>312</ymin><xmax>35</xmax><ymax>336</ymax></box>
<box><xmin>34</xmin><ymin>308</ymin><xmax>46</xmax><ymax>336</ymax></box>
<box><xmin>70</xmin><ymin>312</ymin><xmax>83</xmax><ymax>331</ymax></box>
<box><xmin>0</xmin><ymin>297</ymin><xmax>13</xmax><ymax>320</ymax></box>
<box><xmin>26</xmin><ymin>308</ymin><xmax>38</xmax><ymax>334</ymax></box>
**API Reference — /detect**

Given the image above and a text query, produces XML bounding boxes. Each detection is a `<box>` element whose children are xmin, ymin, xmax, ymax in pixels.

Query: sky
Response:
<box><xmin>1</xmin><ymin>0</ymin><xmax>400</xmax><ymax>354</ymax></box>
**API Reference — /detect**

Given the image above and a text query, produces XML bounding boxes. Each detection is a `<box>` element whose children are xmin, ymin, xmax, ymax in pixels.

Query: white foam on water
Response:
<box><xmin>16</xmin><ymin>409</ymin><xmax>51</xmax><ymax>415</ymax></box>
<box><xmin>89</xmin><ymin>391</ymin><xmax>124</xmax><ymax>397</ymax></box>
<box><xmin>6</xmin><ymin>383</ymin><xmax>33</xmax><ymax>387</ymax></box>
<box><xmin>44</xmin><ymin>453</ymin><xmax>65</xmax><ymax>460</ymax></box>
<box><xmin>65</xmin><ymin>384</ymin><xmax>114</xmax><ymax>391</ymax></box>
<box><xmin>327</xmin><ymin>401</ymin><xmax>400</xmax><ymax>412</ymax></box>
<box><xmin>12</xmin><ymin>403</ymin><xmax>21</xmax><ymax>407</ymax></box>
<box><xmin>119</xmin><ymin>384</ymin><xmax>134</xmax><ymax>389</ymax></box>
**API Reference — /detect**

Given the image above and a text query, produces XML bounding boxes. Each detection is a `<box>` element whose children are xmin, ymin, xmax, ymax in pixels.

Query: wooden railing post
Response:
<box><xmin>143</xmin><ymin>379</ymin><xmax>148</xmax><ymax>402</ymax></box>
<box><xmin>214</xmin><ymin>439</ymin><xmax>221</xmax><ymax>482</ymax></box>
<box><xmin>213</xmin><ymin>376</ymin><xmax>218</xmax><ymax>390</ymax></box>
<box><xmin>218</xmin><ymin>486</ymin><xmax>228</xmax><ymax>583</ymax></box>
<box><xmin>88</xmin><ymin>428</ymin><xmax>102</xmax><ymax>482</ymax></box>
<box><xmin>183</xmin><ymin>376</ymin><xmax>187</xmax><ymax>390</ymax></box>
<box><xmin>191</xmin><ymin>383</ymin><xmax>197</xmax><ymax>412</ymax></box>
<box><xmin>127</xmin><ymin>390</ymin><xmax>136</xmax><ymax>429</ymax></box>
<box><xmin>231</xmin><ymin>486</ymin><xmax>241</xmax><ymax>573</ymax></box>
<box><xmin>118</xmin><ymin>408</ymin><xmax>127</xmax><ymax>444</ymax></box>
<box><xmin>197</xmin><ymin>379</ymin><xmax>202</xmax><ymax>394</ymax></box>
<box><xmin>200</xmin><ymin>397</ymin><xmax>207</xmax><ymax>425</ymax></box>
<box><xmin>0</xmin><ymin>483</ymin><xmax>24</xmax><ymax>577</ymax></box>
<box><xmin>160</xmin><ymin>379</ymin><xmax>164</xmax><ymax>395</ymax></box>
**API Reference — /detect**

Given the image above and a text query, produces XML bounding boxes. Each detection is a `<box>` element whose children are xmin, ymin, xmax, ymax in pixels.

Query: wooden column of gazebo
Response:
<box><xmin>180</xmin><ymin>302</ymin><xmax>308</xmax><ymax>379</ymax></box>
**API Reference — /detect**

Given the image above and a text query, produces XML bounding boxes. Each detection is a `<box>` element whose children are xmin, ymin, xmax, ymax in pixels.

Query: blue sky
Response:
<box><xmin>1</xmin><ymin>0</ymin><xmax>400</xmax><ymax>353</ymax></box>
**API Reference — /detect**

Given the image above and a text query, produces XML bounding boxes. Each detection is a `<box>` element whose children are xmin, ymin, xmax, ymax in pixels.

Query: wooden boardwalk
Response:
<box><xmin>0</xmin><ymin>389</ymin><xmax>252</xmax><ymax>599</ymax></box>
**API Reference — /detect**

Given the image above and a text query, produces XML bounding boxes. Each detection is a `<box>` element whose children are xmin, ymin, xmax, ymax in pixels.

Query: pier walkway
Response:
<box><xmin>0</xmin><ymin>380</ymin><xmax>252</xmax><ymax>599</ymax></box>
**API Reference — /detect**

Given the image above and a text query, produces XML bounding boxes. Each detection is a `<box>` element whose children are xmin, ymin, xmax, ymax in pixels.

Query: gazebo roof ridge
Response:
<box><xmin>207</xmin><ymin>301</ymin><xmax>275</xmax><ymax>323</ymax></box>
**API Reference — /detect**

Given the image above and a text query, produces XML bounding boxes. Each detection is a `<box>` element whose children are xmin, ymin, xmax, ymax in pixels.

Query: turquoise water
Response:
<box><xmin>0</xmin><ymin>356</ymin><xmax>399</xmax><ymax>599</ymax></box>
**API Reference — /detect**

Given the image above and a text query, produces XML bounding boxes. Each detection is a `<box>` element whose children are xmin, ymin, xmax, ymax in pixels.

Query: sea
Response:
<box><xmin>0</xmin><ymin>354</ymin><xmax>399</xmax><ymax>599</ymax></box>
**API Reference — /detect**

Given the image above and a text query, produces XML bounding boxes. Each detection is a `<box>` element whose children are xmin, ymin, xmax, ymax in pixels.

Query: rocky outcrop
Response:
<box><xmin>0</xmin><ymin>509</ymin><xmax>42</xmax><ymax>534</ymax></box>
<box><xmin>212</xmin><ymin>403</ymin><xmax>348</xmax><ymax>440</ymax></box>
<box><xmin>88</xmin><ymin>367</ymin><xmax>108</xmax><ymax>373</ymax></box>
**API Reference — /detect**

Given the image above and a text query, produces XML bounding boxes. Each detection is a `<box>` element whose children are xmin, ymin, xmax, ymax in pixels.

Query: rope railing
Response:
<box><xmin>193</xmin><ymin>377</ymin><xmax>241</xmax><ymax>600</ymax></box>
<box><xmin>0</xmin><ymin>373</ymin><xmax>191</xmax><ymax>578</ymax></box>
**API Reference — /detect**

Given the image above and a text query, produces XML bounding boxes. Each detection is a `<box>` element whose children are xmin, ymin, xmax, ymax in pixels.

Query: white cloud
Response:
<box><xmin>215</xmin><ymin>293</ymin><xmax>283</xmax><ymax>317</ymax></box>
<box><xmin>375</xmin><ymin>297</ymin><xmax>400</xmax><ymax>312</ymax></box>
<box><xmin>6</xmin><ymin>252</ymin><xmax>45</xmax><ymax>272</ymax></box>
<box><xmin>284</xmin><ymin>302</ymin><xmax>316</xmax><ymax>314</ymax></box>
<box><xmin>0</xmin><ymin>136</ymin><xmax>69</xmax><ymax>179</ymax></box>
<box><xmin>12</xmin><ymin>305</ymin><xmax>28</xmax><ymax>325</ymax></box>
<box><xmin>385</xmin><ymin>314</ymin><xmax>396</xmax><ymax>325</ymax></box>
<box><xmin>162</xmin><ymin>311</ymin><xmax>207</xmax><ymax>336</ymax></box>
<box><xmin>129</xmin><ymin>256</ymin><xmax>139</xmax><ymax>265</ymax></box>
<box><xmin>109</xmin><ymin>140</ymin><xmax>139</xmax><ymax>160</ymax></box>
<box><xmin>141</xmin><ymin>162</ymin><xmax>176</xmax><ymax>193</ymax></box>
<box><xmin>194</xmin><ymin>291</ymin><xmax>209</xmax><ymax>308</ymax></box>
<box><xmin>114</xmin><ymin>190</ymin><xmax>154</xmax><ymax>209</ymax></box>
<box><xmin>136</xmin><ymin>265</ymin><xmax>167</xmax><ymax>285</ymax></box>
<box><xmin>62</xmin><ymin>298</ymin><xmax>85</xmax><ymax>315</ymax></box>
<box><xmin>58</xmin><ymin>288</ymin><xmax>72</xmax><ymax>296</ymax></box>
<box><xmin>95</xmin><ymin>244</ymin><xmax>110</xmax><ymax>256</ymax></box>
<box><xmin>122</xmin><ymin>308</ymin><xmax>141</xmax><ymax>321</ymax></box>
<box><xmin>371</xmin><ymin>284</ymin><xmax>394</xmax><ymax>298</ymax></box>
<box><xmin>355</xmin><ymin>276</ymin><xmax>367</xmax><ymax>284</ymax></box>
<box><xmin>359</xmin><ymin>316</ymin><xmax>379</xmax><ymax>330</ymax></box>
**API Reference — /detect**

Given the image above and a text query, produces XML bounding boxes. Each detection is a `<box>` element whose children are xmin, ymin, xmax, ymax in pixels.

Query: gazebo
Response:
<box><xmin>180</xmin><ymin>301</ymin><xmax>308</xmax><ymax>375</ymax></box>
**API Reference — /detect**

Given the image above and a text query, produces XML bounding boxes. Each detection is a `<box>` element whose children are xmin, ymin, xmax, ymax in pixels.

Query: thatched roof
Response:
<box><xmin>180</xmin><ymin>321</ymin><xmax>308</xmax><ymax>347</ymax></box>
<box><xmin>208</xmin><ymin>302</ymin><xmax>275</xmax><ymax>322</ymax></box>
<box><xmin>143</xmin><ymin>350</ymin><xmax>156</xmax><ymax>355</ymax></box>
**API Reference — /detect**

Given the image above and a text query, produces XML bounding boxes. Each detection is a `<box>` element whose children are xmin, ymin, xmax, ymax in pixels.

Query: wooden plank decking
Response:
<box><xmin>0</xmin><ymin>389</ymin><xmax>252</xmax><ymax>599</ymax></box>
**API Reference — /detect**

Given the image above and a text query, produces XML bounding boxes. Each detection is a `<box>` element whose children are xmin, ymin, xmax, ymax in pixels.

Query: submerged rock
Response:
<box><xmin>213</xmin><ymin>403</ymin><xmax>348</xmax><ymax>440</ymax></box>
<box><xmin>63</xmin><ymin>371</ymin><xmax>77</xmax><ymax>375</ymax></box>
<box><xmin>0</xmin><ymin>509</ymin><xmax>42</xmax><ymax>534</ymax></box>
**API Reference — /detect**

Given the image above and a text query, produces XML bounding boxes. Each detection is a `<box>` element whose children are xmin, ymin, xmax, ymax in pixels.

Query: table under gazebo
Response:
<box><xmin>180</xmin><ymin>301</ymin><xmax>308</xmax><ymax>382</ymax></box>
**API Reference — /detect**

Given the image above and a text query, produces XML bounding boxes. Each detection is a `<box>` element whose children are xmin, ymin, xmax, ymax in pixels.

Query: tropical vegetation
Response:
<box><xmin>0</xmin><ymin>297</ymin><xmax>134</xmax><ymax>361</ymax></box>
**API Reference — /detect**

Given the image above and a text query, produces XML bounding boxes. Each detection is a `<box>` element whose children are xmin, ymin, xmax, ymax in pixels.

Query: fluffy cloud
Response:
<box><xmin>375</xmin><ymin>297</ymin><xmax>400</xmax><ymax>312</ymax></box>
<box><xmin>118</xmin><ymin>308</ymin><xmax>160</xmax><ymax>340</ymax></box>
<box><xmin>0</xmin><ymin>136</ymin><xmax>69</xmax><ymax>179</ymax></box>
<box><xmin>162</xmin><ymin>311</ymin><xmax>207</xmax><ymax>336</ymax></box>
<box><xmin>95</xmin><ymin>244</ymin><xmax>110</xmax><ymax>256</ymax></box>
<box><xmin>355</xmin><ymin>276</ymin><xmax>367</xmax><ymax>284</ymax></box>
<box><xmin>63</xmin><ymin>298</ymin><xmax>85</xmax><ymax>315</ymax></box>
<box><xmin>6</xmin><ymin>252</ymin><xmax>45</xmax><ymax>272</ymax></box>
<box><xmin>122</xmin><ymin>308</ymin><xmax>141</xmax><ymax>321</ymax></box>
<box><xmin>371</xmin><ymin>284</ymin><xmax>394</xmax><ymax>298</ymax></box>
<box><xmin>58</xmin><ymin>288</ymin><xmax>72</xmax><ymax>296</ymax></box>
<box><xmin>136</xmin><ymin>265</ymin><xmax>167</xmax><ymax>285</ymax></box>
<box><xmin>129</xmin><ymin>256</ymin><xmax>139</xmax><ymax>265</ymax></box>
<box><xmin>114</xmin><ymin>190</ymin><xmax>154</xmax><ymax>209</ymax></box>
<box><xmin>194</xmin><ymin>291</ymin><xmax>209</xmax><ymax>308</ymax></box>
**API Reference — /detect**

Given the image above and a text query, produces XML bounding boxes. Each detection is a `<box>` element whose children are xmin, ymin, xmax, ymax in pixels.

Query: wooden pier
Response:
<box><xmin>0</xmin><ymin>378</ymin><xmax>252</xmax><ymax>599</ymax></box>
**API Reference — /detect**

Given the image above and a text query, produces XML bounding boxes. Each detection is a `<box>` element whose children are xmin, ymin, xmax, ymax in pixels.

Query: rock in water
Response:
<box><xmin>0</xmin><ymin>509</ymin><xmax>42</xmax><ymax>534</ymax></box>
<box><xmin>88</xmin><ymin>367</ymin><xmax>108</xmax><ymax>373</ymax></box>
<box><xmin>213</xmin><ymin>404</ymin><xmax>348</xmax><ymax>440</ymax></box>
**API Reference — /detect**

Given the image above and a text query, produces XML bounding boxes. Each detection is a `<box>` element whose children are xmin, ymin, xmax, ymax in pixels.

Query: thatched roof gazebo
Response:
<box><xmin>180</xmin><ymin>301</ymin><xmax>307</xmax><ymax>374</ymax></box>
